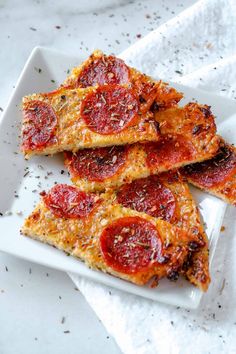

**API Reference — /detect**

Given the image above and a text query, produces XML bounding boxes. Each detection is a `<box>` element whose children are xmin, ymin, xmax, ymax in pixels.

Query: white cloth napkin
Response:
<box><xmin>70</xmin><ymin>1</ymin><xmax>236</xmax><ymax>353</ymax></box>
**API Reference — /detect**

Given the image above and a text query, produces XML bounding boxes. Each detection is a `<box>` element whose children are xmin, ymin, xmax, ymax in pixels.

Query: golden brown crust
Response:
<box><xmin>182</xmin><ymin>137</ymin><xmax>236</xmax><ymax>206</ymax></box>
<box><xmin>156</xmin><ymin>103</ymin><xmax>217</xmax><ymax>143</ymax></box>
<box><xmin>21</xmin><ymin>185</ymin><xmax>203</xmax><ymax>287</ymax></box>
<box><xmin>21</xmin><ymin>86</ymin><xmax>160</xmax><ymax>159</ymax></box>
<box><xmin>64</xmin><ymin>143</ymin><xmax>149</xmax><ymax>192</ymax></box>
<box><xmin>64</xmin><ymin>103</ymin><xmax>219</xmax><ymax>192</ymax></box>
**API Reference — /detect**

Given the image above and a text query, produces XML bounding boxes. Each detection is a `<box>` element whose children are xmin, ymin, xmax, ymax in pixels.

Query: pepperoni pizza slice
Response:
<box><xmin>115</xmin><ymin>171</ymin><xmax>210</xmax><ymax>291</ymax></box>
<box><xmin>21</xmin><ymin>85</ymin><xmax>160</xmax><ymax>159</ymax></box>
<box><xmin>64</xmin><ymin>103</ymin><xmax>219</xmax><ymax>192</ymax></box>
<box><xmin>63</xmin><ymin>49</ymin><xmax>183</xmax><ymax>113</ymax></box>
<box><xmin>21</xmin><ymin>184</ymin><xmax>204</xmax><ymax>287</ymax></box>
<box><xmin>182</xmin><ymin>138</ymin><xmax>236</xmax><ymax>205</ymax></box>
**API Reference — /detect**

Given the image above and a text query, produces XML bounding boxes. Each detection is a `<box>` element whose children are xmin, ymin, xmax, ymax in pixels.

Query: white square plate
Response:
<box><xmin>0</xmin><ymin>47</ymin><xmax>234</xmax><ymax>309</ymax></box>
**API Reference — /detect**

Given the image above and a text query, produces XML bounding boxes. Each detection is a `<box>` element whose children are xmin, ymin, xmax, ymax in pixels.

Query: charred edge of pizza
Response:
<box><xmin>142</xmin><ymin>170</ymin><xmax>210</xmax><ymax>291</ymax></box>
<box><xmin>182</xmin><ymin>137</ymin><xmax>236</xmax><ymax>205</ymax></box>
<box><xmin>181</xmin><ymin>241</ymin><xmax>210</xmax><ymax>292</ymax></box>
<box><xmin>186</xmin><ymin>103</ymin><xmax>217</xmax><ymax>137</ymax></box>
<box><xmin>156</xmin><ymin>102</ymin><xmax>217</xmax><ymax>136</ymax></box>
<box><xmin>184</xmin><ymin>180</ymin><xmax>236</xmax><ymax>206</ymax></box>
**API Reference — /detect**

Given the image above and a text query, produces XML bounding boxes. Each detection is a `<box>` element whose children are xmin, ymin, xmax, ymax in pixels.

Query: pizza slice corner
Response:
<box><xmin>182</xmin><ymin>137</ymin><xmax>236</xmax><ymax>206</ymax></box>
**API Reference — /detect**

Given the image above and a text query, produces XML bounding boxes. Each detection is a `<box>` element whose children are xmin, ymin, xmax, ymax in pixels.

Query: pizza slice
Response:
<box><xmin>21</xmin><ymin>85</ymin><xmax>160</xmax><ymax>159</ymax></box>
<box><xmin>114</xmin><ymin>171</ymin><xmax>210</xmax><ymax>291</ymax></box>
<box><xmin>21</xmin><ymin>183</ymin><xmax>204</xmax><ymax>287</ymax></box>
<box><xmin>63</xmin><ymin>49</ymin><xmax>183</xmax><ymax>113</ymax></box>
<box><xmin>64</xmin><ymin>103</ymin><xmax>219</xmax><ymax>192</ymax></box>
<box><xmin>182</xmin><ymin>137</ymin><xmax>236</xmax><ymax>205</ymax></box>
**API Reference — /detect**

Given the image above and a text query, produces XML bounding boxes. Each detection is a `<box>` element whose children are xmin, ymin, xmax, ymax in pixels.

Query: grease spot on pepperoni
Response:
<box><xmin>43</xmin><ymin>184</ymin><xmax>99</xmax><ymax>219</ymax></box>
<box><xmin>100</xmin><ymin>217</ymin><xmax>162</xmax><ymax>274</ymax></box>
<box><xmin>22</xmin><ymin>101</ymin><xmax>57</xmax><ymax>150</ymax></box>
<box><xmin>65</xmin><ymin>146</ymin><xmax>128</xmax><ymax>182</ymax></box>
<box><xmin>117</xmin><ymin>176</ymin><xmax>176</xmax><ymax>221</ymax></box>
<box><xmin>77</xmin><ymin>55</ymin><xmax>130</xmax><ymax>87</ymax></box>
<box><xmin>182</xmin><ymin>145</ymin><xmax>236</xmax><ymax>187</ymax></box>
<box><xmin>145</xmin><ymin>135</ymin><xmax>196</xmax><ymax>170</ymax></box>
<box><xmin>81</xmin><ymin>85</ymin><xmax>139</xmax><ymax>135</ymax></box>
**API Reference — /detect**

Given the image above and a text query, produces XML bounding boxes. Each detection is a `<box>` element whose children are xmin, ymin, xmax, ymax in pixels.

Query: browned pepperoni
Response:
<box><xmin>81</xmin><ymin>85</ymin><xmax>139</xmax><ymax>135</ymax></box>
<box><xmin>22</xmin><ymin>101</ymin><xmax>57</xmax><ymax>150</ymax></box>
<box><xmin>182</xmin><ymin>145</ymin><xmax>236</xmax><ymax>187</ymax></box>
<box><xmin>100</xmin><ymin>216</ymin><xmax>162</xmax><ymax>274</ymax></box>
<box><xmin>134</xmin><ymin>79</ymin><xmax>158</xmax><ymax>112</ymax></box>
<box><xmin>117</xmin><ymin>176</ymin><xmax>176</xmax><ymax>221</ymax></box>
<box><xmin>65</xmin><ymin>145</ymin><xmax>128</xmax><ymax>182</ymax></box>
<box><xmin>77</xmin><ymin>55</ymin><xmax>130</xmax><ymax>87</ymax></box>
<box><xmin>145</xmin><ymin>135</ymin><xmax>196</xmax><ymax>170</ymax></box>
<box><xmin>43</xmin><ymin>184</ymin><xmax>99</xmax><ymax>219</ymax></box>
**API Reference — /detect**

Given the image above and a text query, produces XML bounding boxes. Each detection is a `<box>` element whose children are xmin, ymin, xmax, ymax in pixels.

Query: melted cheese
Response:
<box><xmin>22</xmin><ymin>188</ymin><xmax>201</xmax><ymax>286</ymax></box>
<box><xmin>21</xmin><ymin>86</ymin><xmax>159</xmax><ymax>159</ymax></box>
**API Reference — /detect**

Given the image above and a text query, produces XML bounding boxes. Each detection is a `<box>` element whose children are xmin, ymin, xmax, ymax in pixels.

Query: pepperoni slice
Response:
<box><xmin>43</xmin><ymin>184</ymin><xmax>99</xmax><ymax>219</ymax></box>
<box><xmin>77</xmin><ymin>55</ymin><xmax>130</xmax><ymax>87</ymax></box>
<box><xmin>182</xmin><ymin>145</ymin><xmax>236</xmax><ymax>188</ymax></box>
<box><xmin>22</xmin><ymin>101</ymin><xmax>57</xmax><ymax>150</ymax></box>
<box><xmin>81</xmin><ymin>85</ymin><xmax>139</xmax><ymax>135</ymax></box>
<box><xmin>65</xmin><ymin>146</ymin><xmax>128</xmax><ymax>182</ymax></box>
<box><xmin>100</xmin><ymin>217</ymin><xmax>162</xmax><ymax>274</ymax></box>
<box><xmin>117</xmin><ymin>176</ymin><xmax>176</xmax><ymax>221</ymax></box>
<box><xmin>145</xmin><ymin>135</ymin><xmax>196</xmax><ymax>170</ymax></box>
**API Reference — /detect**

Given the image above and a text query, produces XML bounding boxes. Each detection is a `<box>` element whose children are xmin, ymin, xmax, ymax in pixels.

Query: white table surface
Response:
<box><xmin>0</xmin><ymin>1</ymin><xmax>197</xmax><ymax>353</ymax></box>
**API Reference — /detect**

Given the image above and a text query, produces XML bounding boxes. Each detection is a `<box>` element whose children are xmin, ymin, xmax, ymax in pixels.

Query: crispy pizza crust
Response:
<box><xmin>21</xmin><ymin>187</ymin><xmax>202</xmax><ymax>287</ymax></box>
<box><xmin>21</xmin><ymin>86</ymin><xmax>159</xmax><ymax>159</ymax></box>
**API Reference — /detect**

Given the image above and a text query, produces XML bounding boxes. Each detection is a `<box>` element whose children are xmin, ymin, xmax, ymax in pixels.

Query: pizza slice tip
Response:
<box><xmin>182</xmin><ymin>137</ymin><xmax>236</xmax><ymax>206</ymax></box>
